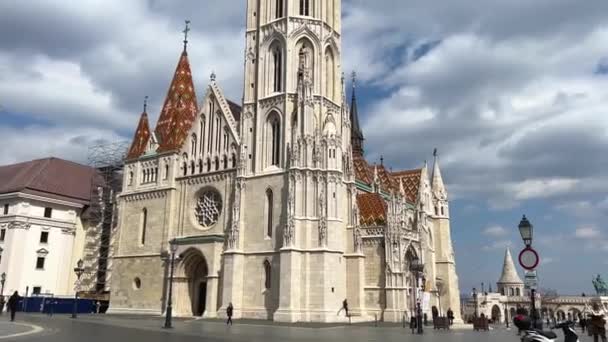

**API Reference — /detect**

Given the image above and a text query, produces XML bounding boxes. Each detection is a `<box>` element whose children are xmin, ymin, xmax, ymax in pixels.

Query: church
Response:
<box><xmin>108</xmin><ymin>0</ymin><xmax>462</xmax><ymax>323</ymax></box>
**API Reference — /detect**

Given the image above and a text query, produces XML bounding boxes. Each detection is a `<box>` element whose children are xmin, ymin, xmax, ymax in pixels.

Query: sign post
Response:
<box><xmin>519</xmin><ymin>246</ymin><xmax>540</xmax><ymax>328</ymax></box>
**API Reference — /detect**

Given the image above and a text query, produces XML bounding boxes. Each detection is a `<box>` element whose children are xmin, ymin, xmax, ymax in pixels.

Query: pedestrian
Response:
<box><xmin>226</xmin><ymin>302</ymin><xmax>233</xmax><ymax>325</ymax></box>
<box><xmin>0</xmin><ymin>296</ymin><xmax>5</xmax><ymax>315</ymax></box>
<box><xmin>343</xmin><ymin>299</ymin><xmax>349</xmax><ymax>317</ymax></box>
<box><xmin>447</xmin><ymin>308</ymin><xmax>454</xmax><ymax>325</ymax></box>
<box><xmin>581</xmin><ymin>316</ymin><xmax>587</xmax><ymax>333</ymax></box>
<box><xmin>95</xmin><ymin>301</ymin><xmax>101</xmax><ymax>314</ymax></box>
<box><xmin>585</xmin><ymin>301</ymin><xmax>607</xmax><ymax>342</ymax></box>
<box><xmin>46</xmin><ymin>298</ymin><xmax>53</xmax><ymax>316</ymax></box>
<box><xmin>7</xmin><ymin>291</ymin><xmax>20</xmax><ymax>322</ymax></box>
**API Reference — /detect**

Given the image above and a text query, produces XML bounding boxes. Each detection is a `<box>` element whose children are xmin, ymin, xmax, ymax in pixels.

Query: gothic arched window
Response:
<box><xmin>264</xmin><ymin>260</ymin><xmax>272</xmax><ymax>289</ymax></box>
<box><xmin>223</xmin><ymin>155</ymin><xmax>228</xmax><ymax>169</ymax></box>
<box><xmin>275</xmin><ymin>0</ymin><xmax>283</xmax><ymax>19</ymax></box>
<box><xmin>191</xmin><ymin>133</ymin><xmax>197</xmax><ymax>156</ymax></box>
<box><xmin>271</xmin><ymin>43</ymin><xmax>283</xmax><ymax>92</ymax></box>
<box><xmin>141</xmin><ymin>208</ymin><xmax>148</xmax><ymax>245</ymax></box>
<box><xmin>231</xmin><ymin>153</ymin><xmax>237</xmax><ymax>168</ymax></box>
<box><xmin>300</xmin><ymin>0</ymin><xmax>311</xmax><ymax>16</ymax></box>
<box><xmin>324</xmin><ymin>47</ymin><xmax>336</xmax><ymax>101</ymax></box>
<box><xmin>516</xmin><ymin>288</ymin><xmax>521</xmax><ymax>296</ymax></box>
<box><xmin>266</xmin><ymin>112</ymin><xmax>281</xmax><ymax>167</ymax></box>
<box><xmin>215</xmin><ymin>157</ymin><xmax>220</xmax><ymax>171</ymax></box>
<box><xmin>266</xmin><ymin>189</ymin><xmax>273</xmax><ymax>237</ymax></box>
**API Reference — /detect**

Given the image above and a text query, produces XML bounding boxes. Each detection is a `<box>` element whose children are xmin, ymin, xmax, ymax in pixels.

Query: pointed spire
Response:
<box><xmin>431</xmin><ymin>148</ymin><xmax>446</xmax><ymax>192</ymax></box>
<box><xmin>497</xmin><ymin>248</ymin><xmax>524</xmax><ymax>284</ymax></box>
<box><xmin>350</xmin><ymin>71</ymin><xmax>364</xmax><ymax>156</ymax></box>
<box><xmin>127</xmin><ymin>102</ymin><xmax>152</xmax><ymax>159</ymax></box>
<box><xmin>155</xmin><ymin>36</ymin><xmax>199</xmax><ymax>153</ymax></box>
<box><xmin>182</xmin><ymin>20</ymin><xmax>191</xmax><ymax>53</ymax></box>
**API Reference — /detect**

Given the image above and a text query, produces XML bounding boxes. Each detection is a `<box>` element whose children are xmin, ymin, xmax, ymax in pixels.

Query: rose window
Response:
<box><xmin>195</xmin><ymin>190</ymin><xmax>223</xmax><ymax>227</ymax></box>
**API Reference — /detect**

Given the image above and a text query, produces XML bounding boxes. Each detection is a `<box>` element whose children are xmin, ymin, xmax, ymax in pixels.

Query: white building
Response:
<box><xmin>0</xmin><ymin>157</ymin><xmax>95</xmax><ymax>297</ymax></box>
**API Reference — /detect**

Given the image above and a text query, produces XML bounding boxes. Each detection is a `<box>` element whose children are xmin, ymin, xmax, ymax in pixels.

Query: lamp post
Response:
<box><xmin>518</xmin><ymin>215</ymin><xmax>536</xmax><ymax>328</ymax></box>
<box><xmin>72</xmin><ymin>259</ymin><xmax>85</xmax><ymax>319</ymax></box>
<box><xmin>0</xmin><ymin>272</ymin><xmax>5</xmax><ymax>296</ymax></box>
<box><xmin>410</xmin><ymin>256</ymin><xmax>425</xmax><ymax>334</ymax></box>
<box><xmin>473</xmin><ymin>287</ymin><xmax>478</xmax><ymax>318</ymax></box>
<box><xmin>164</xmin><ymin>239</ymin><xmax>178</xmax><ymax>329</ymax></box>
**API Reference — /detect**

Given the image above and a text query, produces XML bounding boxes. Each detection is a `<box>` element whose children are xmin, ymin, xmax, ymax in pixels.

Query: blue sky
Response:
<box><xmin>1</xmin><ymin>0</ymin><xmax>608</xmax><ymax>294</ymax></box>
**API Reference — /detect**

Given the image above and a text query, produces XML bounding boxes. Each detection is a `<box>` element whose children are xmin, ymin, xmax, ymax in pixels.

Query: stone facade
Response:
<box><xmin>108</xmin><ymin>0</ymin><xmax>462</xmax><ymax>323</ymax></box>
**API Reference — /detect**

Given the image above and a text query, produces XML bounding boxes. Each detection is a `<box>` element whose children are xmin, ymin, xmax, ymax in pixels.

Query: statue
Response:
<box><xmin>593</xmin><ymin>274</ymin><xmax>608</xmax><ymax>296</ymax></box>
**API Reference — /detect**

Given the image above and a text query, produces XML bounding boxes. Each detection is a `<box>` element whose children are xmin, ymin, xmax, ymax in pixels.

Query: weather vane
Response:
<box><xmin>183</xmin><ymin>20</ymin><xmax>191</xmax><ymax>51</ymax></box>
<box><xmin>143</xmin><ymin>95</ymin><xmax>149</xmax><ymax>113</ymax></box>
<box><xmin>433</xmin><ymin>148</ymin><xmax>438</xmax><ymax>157</ymax></box>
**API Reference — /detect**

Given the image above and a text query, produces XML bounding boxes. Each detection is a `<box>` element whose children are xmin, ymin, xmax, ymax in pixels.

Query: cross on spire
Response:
<box><xmin>143</xmin><ymin>95</ymin><xmax>148</xmax><ymax>113</ymax></box>
<box><xmin>351</xmin><ymin>71</ymin><xmax>357</xmax><ymax>91</ymax></box>
<box><xmin>183</xmin><ymin>20</ymin><xmax>191</xmax><ymax>52</ymax></box>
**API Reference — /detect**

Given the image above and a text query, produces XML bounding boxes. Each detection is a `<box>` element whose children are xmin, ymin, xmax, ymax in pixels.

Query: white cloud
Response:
<box><xmin>482</xmin><ymin>240</ymin><xmax>512</xmax><ymax>252</ymax></box>
<box><xmin>575</xmin><ymin>226</ymin><xmax>602</xmax><ymax>239</ymax></box>
<box><xmin>482</xmin><ymin>225</ymin><xmax>508</xmax><ymax>237</ymax></box>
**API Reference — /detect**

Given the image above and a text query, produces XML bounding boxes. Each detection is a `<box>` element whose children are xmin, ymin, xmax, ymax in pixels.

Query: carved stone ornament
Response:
<box><xmin>354</xmin><ymin>228</ymin><xmax>362</xmax><ymax>253</ymax></box>
<box><xmin>195</xmin><ymin>190</ymin><xmax>223</xmax><ymax>228</ymax></box>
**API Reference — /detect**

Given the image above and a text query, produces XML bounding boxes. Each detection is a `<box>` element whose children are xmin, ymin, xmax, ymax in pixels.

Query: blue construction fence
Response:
<box><xmin>15</xmin><ymin>296</ymin><xmax>109</xmax><ymax>314</ymax></box>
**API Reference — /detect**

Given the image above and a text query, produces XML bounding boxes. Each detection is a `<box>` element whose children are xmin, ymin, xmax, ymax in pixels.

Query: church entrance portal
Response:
<box><xmin>491</xmin><ymin>305</ymin><xmax>501</xmax><ymax>322</ymax></box>
<box><xmin>181</xmin><ymin>248</ymin><xmax>209</xmax><ymax>317</ymax></box>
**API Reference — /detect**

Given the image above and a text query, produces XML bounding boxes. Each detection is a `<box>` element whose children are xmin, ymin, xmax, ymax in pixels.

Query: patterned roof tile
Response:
<box><xmin>356</xmin><ymin>192</ymin><xmax>387</xmax><ymax>226</ymax></box>
<box><xmin>155</xmin><ymin>51</ymin><xmax>199</xmax><ymax>153</ymax></box>
<box><xmin>126</xmin><ymin>112</ymin><xmax>151</xmax><ymax>160</ymax></box>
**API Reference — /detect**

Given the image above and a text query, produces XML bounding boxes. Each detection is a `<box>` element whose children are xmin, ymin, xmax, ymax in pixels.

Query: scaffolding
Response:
<box><xmin>83</xmin><ymin>141</ymin><xmax>129</xmax><ymax>297</ymax></box>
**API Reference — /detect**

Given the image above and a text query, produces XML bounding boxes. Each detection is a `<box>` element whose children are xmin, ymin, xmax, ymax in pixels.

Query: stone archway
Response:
<box><xmin>174</xmin><ymin>248</ymin><xmax>209</xmax><ymax>316</ymax></box>
<box><xmin>491</xmin><ymin>305</ymin><xmax>501</xmax><ymax>323</ymax></box>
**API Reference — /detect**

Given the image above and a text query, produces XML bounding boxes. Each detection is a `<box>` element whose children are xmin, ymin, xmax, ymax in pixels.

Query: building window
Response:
<box><xmin>128</xmin><ymin>171</ymin><xmax>134</xmax><ymax>185</ymax></box>
<box><xmin>165</xmin><ymin>164</ymin><xmax>170</xmax><ymax>180</ymax></box>
<box><xmin>272</xmin><ymin>45</ymin><xmax>283</xmax><ymax>92</ymax></box>
<box><xmin>516</xmin><ymin>288</ymin><xmax>521</xmax><ymax>296</ymax></box>
<box><xmin>32</xmin><ymin>287</ymin><xmax>41</xmax><ymax>295</ymax></box>
<box><xmin>264</xmin><ymin>260</ymin><xmax>271</xmax><ymax>289</ymax></box>
<box><xmin>141</xmin><ymin>208</ymin><xmax>148</xmax><ymax>246</ymax></box>
<box><xmin>299</xmin><ymin>0</ymin><xmax>310</xmax><ymax>16</ymax></box>
<box><xmin>36</xmin><ymin>257</ymin><xmax>46</xmax><ymax>270</ymax></box>
<box><xmin>441</xmin><ymin>206</ymin><xmax>445</xmax><ymax>216</ymax></box>
<box><xmin>267</xmin><ymin>113</ymin><xmax>281</xmax><ymax>167</ymax></box>
<box><xmin>275</xmin><ymin>0</ymin><xmax>283</xmax><ymax>18</ymax></box>
<box><xmin>133</xmin><ymin>277</ymin><xmax>142</xmax><ymax>290</ymax></box>
<box><xmin>3</xmin><ymin>204</ymin><xmax>8</xmax><ymax>215</ymax></box>
<box><xmin>40</xmin><ymin>231</ymin><xmax>49</xmax><ymax>244</ymax></box>
<box><xmin>231</xmin><ymin>153</ymin><xmax>237</xmax><ymax>168</ymax></box>
<box><xmin>266</xmin><ymin>189</ymin><xmax>273</xmax><ymax>237</ymax></box>
<box><xmin>44</xmin><ymin>207</ymin><xmax>52</xmax><ymax>218</ymax></box>
<box><xmin>0</xmin><ymin>229</ymin><xmax>5</xmax><ymax>241</ymax></box>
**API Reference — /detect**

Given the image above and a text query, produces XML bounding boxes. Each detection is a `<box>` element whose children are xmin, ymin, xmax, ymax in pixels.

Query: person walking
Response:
<box><xmin>585</xmin><ymin>301</ymin><xmax>607</xmax><ymax>342</ymax></box>
<box><xmin>447</xmin><ymin>308</ymin><xmax>454</xmax><ymax>326</ymax></box>
<box><xmin>226</xmin><ymin>302</ymin><xmax>234</xmax><ymax>325</ymax></box>
<box><xmin>0</xmin><ymin>296</ymin><xmax>5</xmax><ymax>315</ymax></box>
<box><xmin>7</xmin><ymin>291</ymin><xmax>20</xmax><ymax>322</ymax></box>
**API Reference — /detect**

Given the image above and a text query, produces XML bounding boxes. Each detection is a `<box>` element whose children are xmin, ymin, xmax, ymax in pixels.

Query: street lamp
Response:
<box><xmin>164</xmin><ymin>239</ymin><xmax>178</xmax><ymax>329</ymax></box>
<box><xmin>410</xmin><ymin>256</ymin><xmax>425</xmax><ymax>334</ymax></box>
<box><xmin>472</xmin><ymin>287</ymin><xmax>478</xmax><ymax>318</ymax></box>
<box><xmin>518</xmin><ymin>215</ymin><xmax>533</xmax><ymax>247</ymax></box>
<box><xmin>0</xmin><ymin>272</ymin><xmax>6</xmax><ymax>296</ymax></box>
<box><xmin>72</xmin><ymin>259</ymin><xmax>85</xmax><ymax>319</ymax></box>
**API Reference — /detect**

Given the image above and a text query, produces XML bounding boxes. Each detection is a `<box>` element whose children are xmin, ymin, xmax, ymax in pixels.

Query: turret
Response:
<box><xmin>497</xmin><ymin>248</ymin><xmax>525</xmax><ymax>297</ymax></box>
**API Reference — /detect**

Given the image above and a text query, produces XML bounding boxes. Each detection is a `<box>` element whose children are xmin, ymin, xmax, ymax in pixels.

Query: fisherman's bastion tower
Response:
<box><xmin>108</xmin><ymin>0</ymin><xmax>462</xmax><ymax>323</ymax></box>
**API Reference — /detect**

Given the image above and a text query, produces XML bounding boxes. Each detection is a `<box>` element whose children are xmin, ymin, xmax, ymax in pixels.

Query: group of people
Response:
<box><xmin>0</xmin><ymin>291</ymin><xmax>22</xmax><ymax>322</ymax></box>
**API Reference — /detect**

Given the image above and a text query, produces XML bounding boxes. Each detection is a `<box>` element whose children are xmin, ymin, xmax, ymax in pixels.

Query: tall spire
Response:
<box><xmin>350</xmin><ymin>71</ymin><xmax>364</xmax><ymax>156</ymax></box>
<box><xmin>497</xmin><ymin>248</ymin><xmax>523</xmax><ymax>284</ymax></box>
<box><xmin>127</xmin><ymin>97</ymin><xmax>152</xmax><ymax>159</ymax></box>
<box><xmin>154</xmin><ymin>25</ymin><xmax>199</xmax><ymax>153</ymax></box>
<box><xmin>431</xmin><ymin>148</ymin><xmax>446</xmax><ymax>193</ymax></box>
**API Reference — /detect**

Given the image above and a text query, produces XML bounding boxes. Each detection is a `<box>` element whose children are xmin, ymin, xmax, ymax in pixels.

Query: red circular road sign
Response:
<box><xmin>518</xmin><ymin>247</ymin><xmax>540</xmax><ymax>270</ymax></box>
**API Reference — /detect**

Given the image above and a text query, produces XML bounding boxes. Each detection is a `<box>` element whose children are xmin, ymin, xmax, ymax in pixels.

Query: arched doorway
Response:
<box><xmin>180</xmin><ymin>248</ymin><xmax>209</xmax><ymax>316</ymax></box>
<box><xmin>491</xmin><ymin>305</ymin><xmax>501</xmax><ymax>323</ymax></box>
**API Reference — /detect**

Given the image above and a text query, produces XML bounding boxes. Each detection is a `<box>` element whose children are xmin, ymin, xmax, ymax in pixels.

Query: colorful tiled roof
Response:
<box><xmin>356</xmin><ymin>193</ymin><xmax>387</xmax><ymax>226</ymax></box>
<box><xmin>391</xmin><ymin>168</ymin><xmax>422</xmax><ymax>203</ymax></box>
<box><xmin>353</xmin><ymin>156</ymin><xmax>373</xmax><ymax>184</ymax></box>
<box><xmin>154</xmin><ymin>51</ymin><xmax>199</xmax><ymax>153</ymax></box>
<box><xmin>126</xmin><ymin>112</ymin><xmax>151</xmax><ymax>160</ymax></box>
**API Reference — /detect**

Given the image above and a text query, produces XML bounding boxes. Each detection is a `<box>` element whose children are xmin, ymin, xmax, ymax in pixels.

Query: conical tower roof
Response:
<box><xmin>154</xmin><ymin>50</ymin><xmax>199</xmax><ymax>153</ymax></box>
<box><xmin>127</xmin><ymin>110</ymin><xmax>151</xmax><ymax>160</ymax></box>
<box><xmin>497</xmin><ymin>248</ymin><xmax>523</xmax><ymax>284</ymax></box>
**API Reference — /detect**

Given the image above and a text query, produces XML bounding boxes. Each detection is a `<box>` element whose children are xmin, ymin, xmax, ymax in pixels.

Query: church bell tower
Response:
<box><xmin>235</xmin><ymin>0</ymin><xmax>349</xmax><ymax>322</ymax></box>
